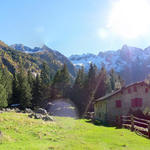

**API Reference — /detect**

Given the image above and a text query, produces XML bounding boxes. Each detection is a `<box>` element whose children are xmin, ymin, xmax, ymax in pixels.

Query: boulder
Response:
<box><xmin>28</xmin><ymin>113</ymin><xmax>35</xmax><ymax>118</ymax></box>
<box><xmin>28</xmin><ymin>113</ymin><xmax>53</xmax><ymax>121</ymax></box>
<box><xmin>34</xmin><ymin>114</ymin><xmax>43</xmax><ymax>119</ymax></box>
<box><xmin>2</xmin><ymin>108</ymin><xmax>6</xmax><ymax>111</ymax></box>
<box><xmin>42</xmin><ymin>115</ymin><xmax>53</xmax><ymax>121</ymax></box>
<box><xmin>15</xmin><ymin>108</ymin><xmax>21</xmax><ymax>113</ymax></box>
<box><xmin>24</xmin><ymin>108</ymin><xmax>33</xmax><ymax>114</ymax></box>
<box><xmin>5</xmin><ymin>108</ymin><xmax>11</xmax><ymax>112</ymax></box>
<box><xmin>35</xmin><ymin>108</ymin><xmax>47</xmax><ymax>115</ymax></box>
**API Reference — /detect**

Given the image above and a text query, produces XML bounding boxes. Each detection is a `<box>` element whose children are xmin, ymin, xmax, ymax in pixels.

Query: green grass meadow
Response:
<box><xmin>0</xmin><ymin>112</ymin><xmax>150</xmax><ymax>150</ymax></box>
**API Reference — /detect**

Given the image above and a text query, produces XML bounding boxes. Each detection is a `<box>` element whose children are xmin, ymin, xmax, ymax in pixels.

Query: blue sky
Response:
<box><xmin>1</xmin><ymin>0</ymin><xmax>150</xmax><ymax>56</ymax></box>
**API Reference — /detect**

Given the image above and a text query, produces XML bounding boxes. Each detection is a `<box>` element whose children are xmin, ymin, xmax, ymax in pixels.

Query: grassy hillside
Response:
<box><xmin>0</xmin><ymin>112</ymin><xmax>150</xmax><ymax>150</ymax></box>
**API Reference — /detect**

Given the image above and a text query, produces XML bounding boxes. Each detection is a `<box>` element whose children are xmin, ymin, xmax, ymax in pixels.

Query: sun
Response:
<box><xmin>108</xmin><ymin>0</ymin><xmax>150</xmax><ymax>39</ymax></box>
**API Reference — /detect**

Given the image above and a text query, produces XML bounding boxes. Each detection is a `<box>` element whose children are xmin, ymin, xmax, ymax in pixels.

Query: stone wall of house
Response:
<box><xmin>94</xmin><ymin>100</ymin><xmax>107</xmax><ymax>121</ymax></box>
<box><xmin>94</xmin><ymin>83</ymin><xmax>150</xmax><ymax>124</ymax></box>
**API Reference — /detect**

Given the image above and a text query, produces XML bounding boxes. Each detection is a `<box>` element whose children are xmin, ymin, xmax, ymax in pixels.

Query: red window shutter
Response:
<box><xmin>135</xmin><ymin>98</ymin><xmax>138</xmax><ymax>107</ymax></box>
<box><xmin>131</xmin><ymin>99</ymin><xmax>135</xmax><ymax>107</ymax></box>
<box><xmin>116</xmin><ymin>100</ymin><xmax>122</xmax><ymax>108</ymax></box>
<box><xmin>131</xmin><ymin>98</ymin><xmax>143</xmax><ymax>107</ymax></box>
<box><xmin>138</xmin><ymin>98</ymin><xmax>142</xmax><ymax>107</ymax></box>
<box><xmin>134</xmin><ymin>86</ymin><xmax>137</xmax><ymax>92</ymax></box>
<box><xmin>145</xmin><ymin>88</ymin><xmax>148</xmax><ymax>93</ymax></box>
<box><xmin>128</xmin><ymin>88</ymin><xmax>131</xmax><ymax>93</ymax></box>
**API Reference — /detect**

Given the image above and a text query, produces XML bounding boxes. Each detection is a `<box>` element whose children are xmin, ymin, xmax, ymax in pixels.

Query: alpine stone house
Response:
<box><xmin>94</xmin><ymin>81</ymin><xmax>150</xmax><ymax>124</ymax></box>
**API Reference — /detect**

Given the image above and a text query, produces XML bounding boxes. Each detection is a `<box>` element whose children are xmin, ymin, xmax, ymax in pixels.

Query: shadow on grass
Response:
<box><xmin>85</xmin><ymin>119</ymin><xmax>122</xmax><ymax>129</ymax></box>
<box><xmin>85</xmin><ymin>119</ymin><xmax>112</xmax><ymax>127</ymax></box>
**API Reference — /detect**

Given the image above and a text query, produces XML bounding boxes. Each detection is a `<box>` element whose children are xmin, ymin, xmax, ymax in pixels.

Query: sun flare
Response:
<box><xmin>108</xmin><ymin>0</ymin><xmax>150</xmax><ymax>39</ymax></box>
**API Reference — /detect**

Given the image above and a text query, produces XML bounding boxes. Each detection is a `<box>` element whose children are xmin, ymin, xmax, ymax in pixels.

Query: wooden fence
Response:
<box><xmin>118</xmin><ymin>115</ymin><xmax>150</xmax><ymax>139</ymax></box>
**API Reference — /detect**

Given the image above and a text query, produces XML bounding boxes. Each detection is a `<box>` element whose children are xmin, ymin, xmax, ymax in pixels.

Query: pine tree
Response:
<box><xmin>110</xmin><ymin>69</ymin><xmax>115</xmax><ymax>90</ymax></box>
<box><xmin>51</xmin><ymin>70</ymin><xmax>61</xmax><ymax>98</ymax></box>
<box><xmin>16</xmin><ymin>62</ymin><xmax>32</xmax><ymax>109</ymax></box>
<box><xmin>105</xmin><ymin>75</ymin><xmax>112</xmax><ymax>94</ymax></box>
<box><xmin>39</xmin><ymin>62</ymin><xmax>52</xmax><ymax>104</ymax></box>
<box><xmin>52</xmin><ymin>64</ymin><xmax>71</xmax><ymax>98</ymax></box>
<box><xmin>1</xmin><ymin>65</ymin><xmax>13</xmax><ymax>105</ymax></box>
<box><xmin>82</xmin><ymin>64</ymin><xmax>98</xmax><ymax>112</ymax></box>
<box><xmin>32</xmin><ymin>74</ymin><xmax>43</xmax><ymax>107</ymax></box>
<box><xmin>41</xmin><ymin>62</ymin><xmax>51</xmax><ymax>86</ymax></box>
<box><xmin>87</xmin><ymin>64</ymin><xmax>97</xmax><ymax>91</ymax></box>
<box><xmin>83</xmin><ymin>66</ymin><xmax>108</xmax><ymax>116</ymax></box>
<box><xmin>12</xmin><ymin>73</ymin><xmax>20</xmax><ymax>104</ymax></box>
<box><xmin>61</xmin><ymin>64</ymin><xmax>71</xmax><ymax>88</ymax></box>
<box><xmin>0</xmin><ymin>65</ymin><xmax>8</xmax><ymax>108</ymax></box>
<box><xmin>18</xmin><ymin>74</ymin><xmax>32</xmax><ymax>108</ymax></box>
<box><xmin>71</xmin><ymin>67</ymin><xmax>86</xmax><ymax>115</ymax></box>
<box><xmin>74</xmin><ymin>66</ymin><xmax>85</xmax><ymax>88</ymax></box>
<box><xmin>0</xmin><ymin>84</ymin><xmax>7</xmax><ymax>108</ymax></box>
<box><xmin>27</xmin><ymin>70</ymin><xmax>34</xmax><ymax>89</ymax></box>
<box><xmin>94</xmin><ymin>66</ymin><xmax>107</xmax><ymax>99</ymax></box>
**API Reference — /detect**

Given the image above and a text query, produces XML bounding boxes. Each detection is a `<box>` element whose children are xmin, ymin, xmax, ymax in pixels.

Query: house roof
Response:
<box><xmin>94</xmin><ymin>81</ymin><xmax>149</xmax><ymax>103</ymax></box>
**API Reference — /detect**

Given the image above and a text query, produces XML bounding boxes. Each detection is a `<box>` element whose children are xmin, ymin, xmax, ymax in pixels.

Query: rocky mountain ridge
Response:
<box><xmin>69</xmin><ymin>45</ymin><xmax>150</xmax><ymax>84</ymax></box>
<box><xmin>10</xmin><ymin>43</ymin><xmax>76</xmax><ymax>77</ymax></box>
<box><xmin>0</xmin><ymin>41</ymin><xmax>76</xmax><ymax>78</ymax></box>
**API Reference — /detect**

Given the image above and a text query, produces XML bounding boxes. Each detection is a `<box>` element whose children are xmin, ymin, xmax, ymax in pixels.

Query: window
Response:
<box><xmin>134</xmin><ymin>86</ymin><xmax>137</xmax><ymax>92</ymax></box>
<box><xmin>128</xmin><ymin>88</ymin><xmax>131</xmax><ymax>93</ymax></box>
<box><xmin>116</xmin><ymin>100</ymin><xmax>122</xmax><ymax>108</ymax></box>
<box><xmin>131</xmin><ymin>98</ymin><xmax>142</xmax><ymax>107</ymax></box>
<box><xmin>145</xmin><ymin>88</ymin><xmax>148</xmax><ymax>93</ymax></box>
<box><xmin>140</xmin><ymin>82</ymin><xmax>144</xmax><ymax>86</ymax></box>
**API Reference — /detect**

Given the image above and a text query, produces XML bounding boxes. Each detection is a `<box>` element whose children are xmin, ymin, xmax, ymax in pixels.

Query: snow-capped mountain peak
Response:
<box><xmin>69</xmin><ymin>45</ymin><xmax>150</xmax><ymax>84</ymax></box>
<box><xmin>10</xmin><ymin>44</ymin><xmax>43</xmax><ymax>53</ymax></box>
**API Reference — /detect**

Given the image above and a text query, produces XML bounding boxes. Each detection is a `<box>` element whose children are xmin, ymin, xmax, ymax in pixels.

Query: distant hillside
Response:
<box><xmin>0</xmin><ymin>41</ymin><xmax>76</xmax><ymax>78</ymax></box>
<box><xmin>69</xmin><ymin>45</ymin><xmax>150</xmax><ymax>84</ymax></box>
<box><xmin>0</xmin><ymin>41</ymin><xmax>41</xmax><ymax>75</ymax></box>
<box><xmin>11</xmin><ymin>44</ymin><xmax>76</xmax><ymax>77</ymax></box>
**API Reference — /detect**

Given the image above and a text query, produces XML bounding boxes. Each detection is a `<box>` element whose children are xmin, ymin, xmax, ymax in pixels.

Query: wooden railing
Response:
<box><xmin>118</xmin><ymin>115</ymin><xmax>150</xmax><ymax>139</ymax></box>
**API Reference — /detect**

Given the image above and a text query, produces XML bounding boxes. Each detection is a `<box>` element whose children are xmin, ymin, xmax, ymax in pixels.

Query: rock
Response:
<box><xmin>34</xmin><ymin>114</ymin><xmax>43</xmax><ymax>119</ymax></box>
<box><xmin>28</xmin><ymin>113</ymin><xmax>53</xmax><ymax>121</ymax></box>
<box><xmin>5</xmin><ymin>108</ymin><xmax>11</xmax><ymax>112</ymax></box>
<box><xmin>24</xmin><ymin>108</ymin><xmax>33</xmax><ymax>114</ymax></box>
<box><xmin>42</xmin><ymin>115</ymin><xmax>53</xmax><ymax>121</ymax></box>
<box><xmin>15</xmin><ymin>108</ymin><xmax>21</xmax><ymax>113</ymax></box>
<box><xmin>28</xmin><ymin>113</ymin><xmax>35</xmax><ymax>118</ymax></box>
<box><xmin>1</xmin><ymin>108</ymin><xmax>5</xmax><ymax>111</ymax></box>
<box><xmin>36</xmin><ymin>108</ymin><xmax>47</xmax><ymax>115</ymax></box>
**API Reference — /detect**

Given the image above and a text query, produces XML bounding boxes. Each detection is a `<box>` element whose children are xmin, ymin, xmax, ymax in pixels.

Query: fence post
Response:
<box><xmin>131</xmin><ymin>115</ymin><xmax>134</xmax><ymax>132</ymax></box>
<box><xmin>115</xmin><ymin>116</ymin><xmax>118</xmax><ymax>126</ymax></box>
<box><xmin>120</xmin><ymin>116</ymin><xmax>122</xmax><ymax>128</ymax></box>
<box><xmin>116</xmin><ymin>116</ymin><xmax>122</xmax><ymax>128</ymax></box>
<box><xmin>118</xmin><ymin>115</ymin><xmax>122</xmax><ymax>128</ymax></box>
<box><xmin>148</xmin><ymin>123</ymin><xmax>150</xmax><ymax>139</ymax></box>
